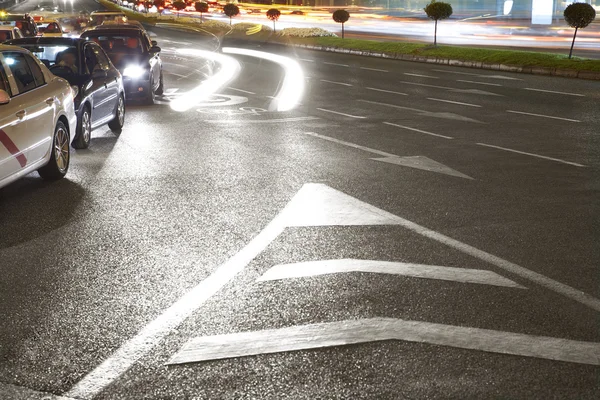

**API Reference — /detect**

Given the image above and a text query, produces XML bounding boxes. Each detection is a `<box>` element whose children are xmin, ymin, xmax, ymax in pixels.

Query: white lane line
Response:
<box><xmin>0</xmin><ymin>382</ymin><xmax>77</xmax><ymax>400</ymax></box>
<box><xmin>457</xmin><ymin>79</ymin><xmax>502</xmax><ymax>87</ymax></box>
<box><xmin>302</xmin><ymin>132</ymin><xmax>393</xmax><ymax>157</ymax></box>
<box><xmin>366</xmin><ymin>87</ymin><xmax>408</xmax><ymax>96</ymax></box>
<box><xmin>66</xmin><ymin>214</ymin><xmax>291</xmax><ymax>399</ymax></box>
<box><xmin>316</xmin><ymin>108</ymin><xmax>366</xmax><ymax>119</ymax></box>
<box><xmin>506</xmin><ymin>110</ymin><xmax>580</xmax><ymax>123</ymax></box>
<box><xmin>164</xmin><ymin>71</ymin><xmax>187</xmax><ymax>78</ymax></box>
<box><xmin>476</xmin><ymin>143</ymin><xmax>586</xmax><ymax>167</ymax></box>
<box><xmin>298</xmin><ymin>58</ymin><xmax>314</xmax><ymax>62</ymax></box>
<box><xmin>169</xmin><ymin>318</ymin><xmax>600</xmax><ymax>366</ymax></box>
<box><xmin>361</xmin><ymin>67</ymin><xmax>389</xmax><ymax>72</ymax></box>
<box><xmin>383</xmin><ymin>122</ymin><xmax>453</xmax><ymax>139</ymax></box>
<box><xmin>324</xmin><ymin>62</ymin><xmax>350</xmax><ymax>67</ymax></box>
<box><xmin>404</xmin><ymin>73</ymin><xmax>439</xmax><ymax>79</ymax></box>
<box><xmin>257</xmin><ymin>259</ymin><xmax>525</xmax><ymax>288</ymax></box>
<box><xmin>399</xmin><ymin>80</ymin><xmax>452</xmax><ymax>90</ymax></box>
<box><xmin>524</xmin><ymin>88</ymin><xmax>585</xmax><ymax>97</ymax></box>
<box><xmin>204</xmin><ymin>117</ymin><xmax>319</xmax><ymax>123</ymax></box>
<box><xmin>427</xmin><ymin>98</ymin><xmax>482</xmax><ymax>108</ymax></box>
<box><xmin>320</xmin><ymin>79</ymin><xmax>352</xmax><ymax>87</ymax></box>
<box><xmin>228</xmin><ymin>87</ymin><xmax>255</xmax><ymax>95</ymax></box>
<box><xmin>433</xmin><ymin>69</ymin><xmax>481</xmax><ymax>76</ymax></box>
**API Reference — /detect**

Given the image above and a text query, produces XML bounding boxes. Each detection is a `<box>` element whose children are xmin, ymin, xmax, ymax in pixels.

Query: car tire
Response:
<box><xmin>38</xmin><ymin>121</ymin><xmax>70</xmax><ymax>180</ymax></box>
<box><xmin>73</xmin><ymin>105</ymin><xmax>91</xmax><ymax>149</ymax></box>
<box><xmin>108</xmin><ymin>94</ymin><xmax>125</xmax><ymax>132</ymax></box>
<box><xmin>144</xmin><ymin>81</ymin><xmax>155</xmax><ymax>105</ymax></box>
<box><xmin>156</xmin><ymin>71</ymin><xmax>164</xmax><ymax>95</ymax></box>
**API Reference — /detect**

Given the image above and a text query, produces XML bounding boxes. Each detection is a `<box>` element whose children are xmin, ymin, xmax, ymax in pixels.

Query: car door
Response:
<box><xmin>0</xmin><ymin>55</ymin><xmax>27</xmax><ymax>183</ymax></box>
<box><xmin>2</xmin><ymin>51</ymin><xmax>56</xmax><ymax>165</ymax></box>
<box><xmin>143</xmin><ymin>32</ymin><xmax>160</xmax><ymax>90</ymax></box>
<box><xmin>91</xmin><ymin>43</ymin><xmax>119</xmax><ymax>119</ymax></box>
<box><xmin>84</xmin><ymin>43</ymin><xmax>118</xmax><ymax>122</ymax></box>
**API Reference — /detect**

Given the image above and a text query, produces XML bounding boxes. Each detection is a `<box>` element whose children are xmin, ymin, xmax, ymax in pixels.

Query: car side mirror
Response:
<box><xmin>0</xmin><ymin>89</ymin><xmax>10</xmax><ymax>105</ymax></box>
<box><xmin>92</xmin><ymin>68</ymin><xmax>107</xmax><ymax>78</ymax></box>
<box><xmin>151</xmin><ymin>40</ymin><xmax>157</xmax><ymax>46</ymax></box>
<box><xmin>149</xmin><ymin>45</ymin><xmax>160</xmax><ymax>53</ymax></box>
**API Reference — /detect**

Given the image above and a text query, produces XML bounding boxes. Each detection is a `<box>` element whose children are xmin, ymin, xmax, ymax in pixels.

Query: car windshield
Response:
<box><xmin>19</xmin><ymin>44</ymin><xmax>80</xmax><ymax>76</ymax></box>
<box><xmin>83</xmin><ymin>33</ymin><xmax>143</xmax><ymax>55</ymax></box>
<box><xmin>89</xmin><ymin>14</ymin><xmax>126</xmax><ymax>27</ymax></box>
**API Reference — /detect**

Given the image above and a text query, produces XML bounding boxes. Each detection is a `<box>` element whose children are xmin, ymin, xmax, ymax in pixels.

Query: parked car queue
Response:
<box><xmin>0</xmin><ymin>13</ymin><xmax>164</xmax><ymax>190</ymax></box>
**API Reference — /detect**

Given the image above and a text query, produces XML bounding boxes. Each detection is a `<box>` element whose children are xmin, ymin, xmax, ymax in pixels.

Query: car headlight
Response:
<box><xmin>123</xmin><ymin>65</ymin><xmax>146</xmax><ymax>78</ymax></box>
<box><xmin>70</xmin><ymin>85</ymin><xmax>79</xmax><ymax>98</ymax></box>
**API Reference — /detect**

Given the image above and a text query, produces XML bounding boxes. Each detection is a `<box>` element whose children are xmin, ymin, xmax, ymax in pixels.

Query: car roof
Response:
<box><xmin>0</xmin><ymin>13</ymin><xmax>34</xmax><ymax>21</ymax></box>
<box><xmin>0</xmin><ymin>44</ymin><xmax>38</xmax><ymax>53</ymax></box>
<box><xmin>82</xmin><ymin>25</ymin><xmax>144</xmax><ymax>35</ymax></box>
<box><xmin>90</xmin><ymin>11</ymin><xmax>126</xmax><ymax>15</ymax></box>
<box><xmin>4</xmin><ymin>36</ymin><xmax>87</xmax><ymax>46</ymax></box>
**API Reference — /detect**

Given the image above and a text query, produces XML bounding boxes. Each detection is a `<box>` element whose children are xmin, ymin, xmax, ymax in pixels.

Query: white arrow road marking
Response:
<box><xmin>167</xmin><ymin>318</ymin><xmax>600</xmax><ymax>366</ymax></box>
<box><xmin>302</xmin><ymin>132</ymin><xmax>470</xmax><ymax>179</ymax></box>
<box><xmin>256</xmin><ymin>259</ymin><xmax>525</xmax><ymax>288</ymax></box>
<box><xmin>0</xmin><ymin>382</ymin><xmax>77</xmax><ymax>400</ymax></box>
<box><xmin>358</xmin><ymin>99</ymin><xmax>483</xmax><ymax>123</ymax></box>
<box><xmin>68</xmin><ymin>184</ymin><xmax>600</xmax><ymax>398</ymax></box>
<box><xmin>371</xmin><ymin>156</ymin><xmax>473</xmax><ymax>180</ymax></box>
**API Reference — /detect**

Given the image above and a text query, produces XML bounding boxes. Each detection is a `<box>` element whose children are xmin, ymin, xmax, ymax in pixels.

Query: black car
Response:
<box><xmin>81</xmin><ymin>25</ymin><xmax>163</xmax><ymax>104</ymax></box>
<box><xmin>0</xmin><ymin>13</ymin><xmax>39</xmax><ymax>37</ymax></box>
<box><xmin>6</xmin><ymin>37</ymin><xmax>126</xmax><ymax>149</ymax></box>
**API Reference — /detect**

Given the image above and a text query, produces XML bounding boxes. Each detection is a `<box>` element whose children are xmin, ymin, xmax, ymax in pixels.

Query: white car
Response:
<box><xmin>0</xmin><ymin>45</ymin><xmax>77</xmax><ymax>189</ymax></box>
<box><xmin>0</xmin><ymin>23</ymin><xmax>24</xmax><ymax>42</ymax></box>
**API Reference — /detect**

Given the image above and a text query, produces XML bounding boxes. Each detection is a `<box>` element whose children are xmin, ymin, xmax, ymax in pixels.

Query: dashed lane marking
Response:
<box><xmin>168</xmin><ymin>318</ymin><xmax>600</xmax><ymax>366</ymax></box>
<box><xmin>228</xmin><ymin>87</ymin><xmax>255</xmax><ymax>95</ymax></box>
<box><xmin>298</xmin><ymin>58</ymin><xmax>314</xmax><ymax>62</ymax></box>
<box><xmin>383</xmin><ymin>122</ymin><xmax>453</xmax><ymax>139</ymax></box>
<box><xmin>457</xmin><ymin>79</ymin><xmax>502</xmax><ymax>87</ymax></box>
<box><xmin>316</xmin><ymin>108</ymin><xmax>366</xmax><ymax>118</ymax></box>
<box><xmin>204</xmin><ymin>117</ymin><xmax>319</xmax><ymax>123</ymax></box>
<box><xmin>257</xmin><ymin>259</ymin><xmax>525</xmax><ymax>288</ymax></box>
<box><xmin>476</xmin><ymin>143</ymin><xmax>586</xmax><ymax>167</ymax></box>
<box><xmin>427</xmin><ymin>98</ymin><xmax>482</xmax><ymax>108</ymax></box>
<box><xmin>320</xmin><ymin>79</ymin><xmax>353</xmax><ymax>87</ymax></box>
<box><xmin>404</xmin><ymin>73</ymin><xmax>439</xmax><ymax>79</ymax></box>
<box><xmin>506</xmin><ymin>110</ymin><xmax>580</xmax><ymax>123</ymax></box>
<box><xmin>361</xmin><ymin>67</ymin><xmax>388</xmax><ymax>72</ymax></box>
<box><xmin>358</xmin><ymin>99</ymin><xmax>483</xmax><ymax>123</ymax></box>
<box><xmin>524</xmin><ymin>88</ymin><xmax>585</xmax><ymax>97</ymax></box>
<box><xmin>324</xmin><ymin>62</ymin><xmax>349</xmax><ymax>67</ymax></box>
<box><xmin>366</xmin><ymin>87</ymin><xmax>408</xmax><ymax>96</ymax></box>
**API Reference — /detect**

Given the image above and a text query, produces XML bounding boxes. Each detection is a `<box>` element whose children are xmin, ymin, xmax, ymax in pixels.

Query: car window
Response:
<box><xmin>0</xmin><ymin>66</ymin><xmax>10</xmax><ymax>95</ymax></box>
<box><xmin>24</xmin><ymin>53</ymin><xmax>45</xmax><ymax>87</ymax></box>
<box><xmin>83</xmin><ymin>44</ymin><xmax>100</xmax><ymax>74</ymax></box>
<box><xmin>90</xmin><ymin>43</ymin><xmax>110</xmax><ymax>70</ymax></box>
<box><xmin>2</xmin><ymin>51</ymin><xmax>37</xmax><ymax>94</ymax></box>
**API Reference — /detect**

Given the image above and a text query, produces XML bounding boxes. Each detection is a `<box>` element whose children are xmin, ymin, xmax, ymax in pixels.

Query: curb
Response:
<box><xmin>292</xmin><ymin>44</ymin><xmax>600</xmax><ymax>81</ymax></box>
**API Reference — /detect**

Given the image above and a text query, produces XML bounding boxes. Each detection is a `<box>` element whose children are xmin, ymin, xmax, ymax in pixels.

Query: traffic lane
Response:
<box><xmin>93</xmin><ymin>227</ymin><xmax>600</xmax><ymax>399</ymax></box>
<box><xmin>0</xmin><ymin>83</ymin><xmax>304</xmax><ymax>393</ymax></box>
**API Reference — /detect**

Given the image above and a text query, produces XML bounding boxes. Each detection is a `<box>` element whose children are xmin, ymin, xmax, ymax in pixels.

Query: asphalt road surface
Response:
<box><xmin>1</xmin><ymin>0</ymin><xmax>599</xmax><ymax>399</ymax></box>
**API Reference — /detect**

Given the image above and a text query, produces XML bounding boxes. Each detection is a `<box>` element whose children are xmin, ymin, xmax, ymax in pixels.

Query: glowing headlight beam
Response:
<box><xmin>222</xmin><ymin>47</ymin><xmax>304</xmax><ymax>112</ymax></box>
<box><xmin>170</xmin><ymin>49</ymin><xmax>241</xmax><ymax>113</ymax></box>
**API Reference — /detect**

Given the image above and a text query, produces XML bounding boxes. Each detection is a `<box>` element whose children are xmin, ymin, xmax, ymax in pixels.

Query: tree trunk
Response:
<box><xmin>201</xmin><ymin>12</ymin><xmax>203</xmax><ymax>23</ymax></box>
<box><xmin>230</xmin><ymin>16</ymin><xmax>232</xmax><ymax>26</ymax></box>
<box><xmin>273</xmin><ymin>20</ymin><xmax>276</xmax><ymax>32</ymax></box>
<box><xmin>342</xmin><ymin>23</ymin><xmax>344</xmax><ymax>39</ymax></box>
<box><xmin>569</xmin><ymin>27</ymin><xmax>578</xmax><ymax>59</ymax></box>
<box><xmin>434</xmin><ymin>20</ymin><xmax>437</xmax><ymax>46</ymax></box>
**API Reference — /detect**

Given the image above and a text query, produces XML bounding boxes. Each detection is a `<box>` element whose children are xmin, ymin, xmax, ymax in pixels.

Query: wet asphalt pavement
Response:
<box><xmin>1</xmin><ymin>1</ymin><xmax>600</xmax><ymax>399</ymax></box>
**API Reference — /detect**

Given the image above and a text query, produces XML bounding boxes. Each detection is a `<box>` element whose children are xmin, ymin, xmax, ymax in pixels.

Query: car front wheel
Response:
<box><xmin>108</xmin><ymin>94</ymin><xmax>125</xmax><ymax>132</ymax></box>
<box><xmin>73</xmin><ymin>105</ymin><xmax>91</xmax><ymax>149</ymax></box>
<box><xmin>38</xmin><ymin>121</ymin><xmax>70</xmax><ymax>180</ymax></box>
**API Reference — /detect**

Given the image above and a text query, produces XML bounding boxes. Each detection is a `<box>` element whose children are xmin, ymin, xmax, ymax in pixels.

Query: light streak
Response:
<box><xmin>222</xmin><ymin>47</ymin><xmax>304</xmax><ymax>112</ymax></box>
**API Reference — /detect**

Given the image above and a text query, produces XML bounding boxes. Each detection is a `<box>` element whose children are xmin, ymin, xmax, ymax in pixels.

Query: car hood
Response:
<box><xmin>107</xmin><ymin>53</ymin><xmax>148</xmax><ymax>72</ymax></box>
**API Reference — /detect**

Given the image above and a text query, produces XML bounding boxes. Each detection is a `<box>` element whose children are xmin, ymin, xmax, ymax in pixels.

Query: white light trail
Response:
<box><xmin>169</xmin><ymin>49</ymin><xmax>241</xmax><ymax>112</ymax></box>
<box><xmin>222</xmin><ymin>47</ymin><xmax>304</xmax><ymax>112</ymax></box>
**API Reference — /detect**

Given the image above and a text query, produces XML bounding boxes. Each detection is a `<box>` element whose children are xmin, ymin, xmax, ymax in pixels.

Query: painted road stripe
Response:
<box><xmin>506</xmin><ymin>110</ymin><xmax>580</xmax><ymax>123</ymax></box>
<box><xmin>168</xmin><ymin>318</ymin><xmax>600</xmax><ymax>366</ymax></box>
<box><xmin>360</xmin><ymin>100</ymin><xmax>482</xmax><ymax>124</ymax></box>
<box><xmin>0</xmin><ymin>382</ymin><xmax>77</xmax><ymax>400</ymax></box>
<box><xmin>320</xmin><ymin>79</ymin><xmax>352</xmax><ymax>87</ymax></box>
<box><xmin>427</xmin><ymin>98</ymin><xmax>482</xmax><ymax>108</ymax></box>
<box><xmin>316</xmin><ymin>108</ymin><xmax>366</xmax><ymax>119</ymax></box>
<box><xmin>373</xmin><ymin>156</ymin><xmax>473</xmax><ymax>179</ymax></box>
<box><xmin>457</xmin><ymin>79</ymin><xmax>502</xmax><ymax>87</ymax></box>
<box><xmin>228</xmin><ymin>87</ymin><xmax>255</xmax><ymax>95</ymax></box>
<box><xmin>299</xmin><ymin>58</ymin><xmax>314</xmax><ymax>62</ymax></box>
<box><xmin>0</xmin><ymin>129</ymin><xmax>27</xmax><ymax>167</ymax></box>
<box><xmin>433</xmin><ymin>69</ymin><xmax>481</xmax><ymax>76</ymax></box>
<box><xmin>366</xmin><ymin>87</ymin><xmax>408</xmax><ymax>96</ymax></box>
<box><xmin>257</xmin><ymin>259</ymin><xmax>525</xmax><ymax>288</ymax></box>
<box><xmin>324</xmin><ymin>62</ymin><xmax>349</xmax><ymax>67</ymax></box>
<box><xmin>477</xmin><ymin>143</ymin><xmax>586</xmax><ymax>167</ymax></box>
<box><xmin>399</xmin><ymin>81</ymin><xmax>453</xmax><ymax>90</ymax></box>
<box><xmin>524</xmin><ymin>88</ymin><xmax>585</xmax><ymax>97</ymax></box>
<box><xmin>204</xmin><ymin>117</ymin><xmax>319</xmax><ymax>123</ymax></box>
<box><xmin>303</xmin><ymin>132</ymin><xmax>392</xmax><ymax>157</ymax></box>
<box><xmin>361</xmin><ymin>67</ymin><xmax>388</xmax><ymax>72</ymax></box>
<box><xmin>404</xmin><ymin>73</ymin><xmax>439</xmax><ymax>79</ymax></box>
<box><xmin>383</xmin><ymin>122</ymin><xmax>453</xmax><ymax>139</ymax></box>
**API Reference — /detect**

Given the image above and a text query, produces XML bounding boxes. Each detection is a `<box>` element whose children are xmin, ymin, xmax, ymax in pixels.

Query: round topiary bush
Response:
<box><xmin>424</xmin><ymin>0</ymin><xmax>453</xmax><ymax>45</ymax></box>
<box><xmin>332</xmin><ymin>9</ymin><xmax>350</xmax><ymax>39</ymax></box>
<box><xmin>564</xmin><ymin>2</ymin><xmax>596</xmax><ymax>58</ymax></box>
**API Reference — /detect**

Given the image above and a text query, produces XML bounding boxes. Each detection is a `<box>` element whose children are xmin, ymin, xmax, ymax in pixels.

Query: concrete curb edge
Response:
<box><xmin>293</xmin><ymin>44</ymin><xmax>600</xmax><ymax>81</ymax></box>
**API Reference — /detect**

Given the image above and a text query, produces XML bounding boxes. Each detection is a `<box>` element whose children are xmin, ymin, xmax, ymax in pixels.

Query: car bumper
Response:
<box><xmin>123</xmin><ymin>78</ymin><xmax>151</xmax><ymax>99</ymax></box>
